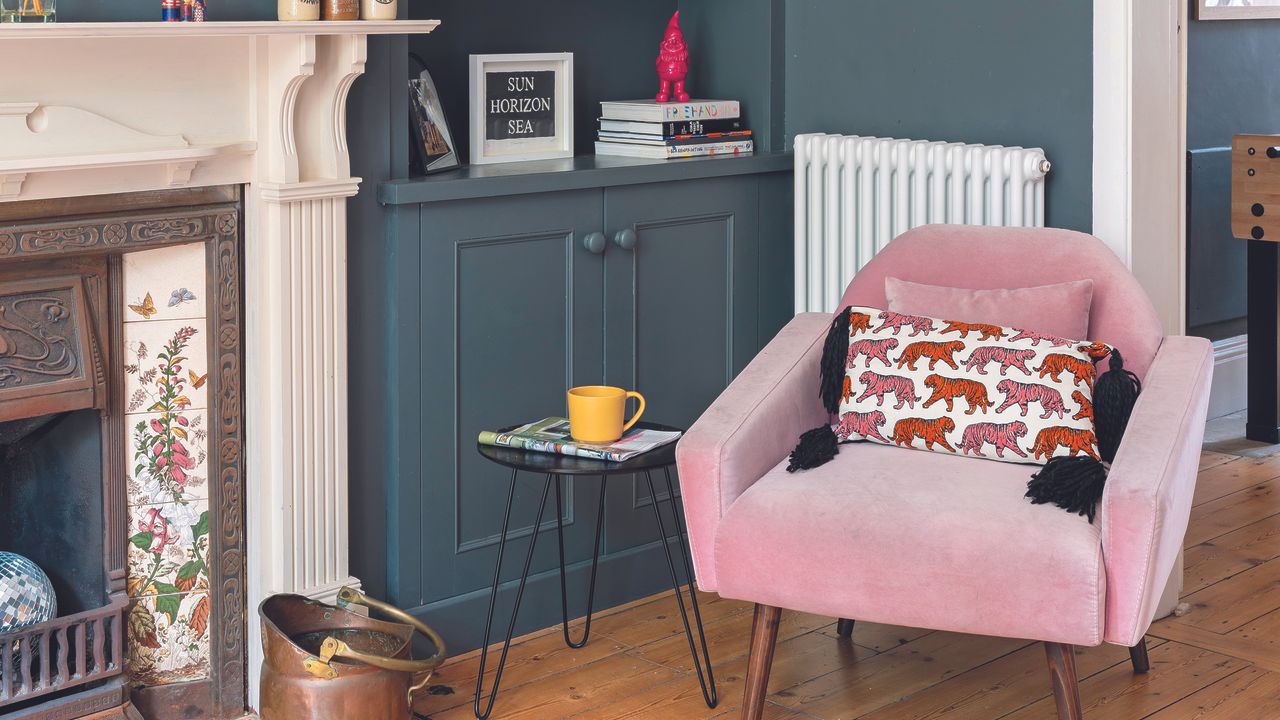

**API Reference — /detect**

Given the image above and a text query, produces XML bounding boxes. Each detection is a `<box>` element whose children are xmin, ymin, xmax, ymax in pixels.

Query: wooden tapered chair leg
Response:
<box><xmin>743</xmin><ymin>604</ymin><xmax>782</xmax><ymax>720</ymax></box>
<box><xmin>836</xmin><ymin>618</ymin><xmax>855</xmax><ymax>638</ymax></box>
<box><xmin>1129</xmin><ymin>636</ymin><xmax>1150</xmax><ymax>674</ymax></box>
<box><xmin>1044</xmin><ymin>642</ymin><xmax>1083</xmax><ymax>720</ymax></box>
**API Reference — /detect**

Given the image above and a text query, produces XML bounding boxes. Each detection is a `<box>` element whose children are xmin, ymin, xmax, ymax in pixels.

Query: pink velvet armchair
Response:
<box><xmin>675</xmin><ymin>225</ymin><xmax>1213</xmax><ymax>720</ymax></box>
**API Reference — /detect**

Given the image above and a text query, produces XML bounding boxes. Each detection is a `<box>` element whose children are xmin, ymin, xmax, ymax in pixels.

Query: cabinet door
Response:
<box><xmin>601</xmin><ymin>176</ymin><xmax>760</xmax><ymax>552</ymax></box>
<box><xmin>408</xmin><ymin>190</ymin><xmax>605</xmax><ymax>621</ymax></box>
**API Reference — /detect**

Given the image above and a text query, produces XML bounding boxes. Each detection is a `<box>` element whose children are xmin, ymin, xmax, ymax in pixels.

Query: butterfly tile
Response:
<box><xmin>126</xmin><ymin>497</ymin><xmax>212</xmax><ymax>600</ymax></box>
<box><xmin>123</xmin><ymin>319</ymin><xmax>210</xmax><ymax>413</ymax></box>
<box><xmin>125</xmin><ymin>591</ymin><xmax>211</xmax><ymax>685</ymax></box>
<box><xmin>123</xmin><ymin>243</ymin><xmax>207</xmax><ymax>323</ymax></box>
<box><xmin>125</xmin><ymin>409</ymin><xmax>210</xmax><ymax>507</ymax></box>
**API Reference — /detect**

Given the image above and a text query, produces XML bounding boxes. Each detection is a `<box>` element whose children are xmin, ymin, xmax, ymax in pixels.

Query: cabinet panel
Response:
<box><xmin>411</xmin><ymin>190</ymin><xmax>604</xmax><ymax>608</ymax></box>
<box><xmin>601</xmin><ymin>176</ymin><xmax>760</xmax><ymax>552</ymax></box>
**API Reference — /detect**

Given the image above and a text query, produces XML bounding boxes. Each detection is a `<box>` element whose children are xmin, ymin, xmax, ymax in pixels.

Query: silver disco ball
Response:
<box><xmin>0</xmin><ymin>551</ymin><xmax>56</xmax><ymax>634</ymax></box>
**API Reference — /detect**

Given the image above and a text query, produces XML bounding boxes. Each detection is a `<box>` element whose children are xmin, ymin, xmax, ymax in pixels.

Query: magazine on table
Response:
<box><xmin>478</xmin><ymin>417</ymin><xmax>681</xmax><ymax>462</ymax></box>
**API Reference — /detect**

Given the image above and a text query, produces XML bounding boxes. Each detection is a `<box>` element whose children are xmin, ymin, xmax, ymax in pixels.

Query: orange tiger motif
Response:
<box><xmin>1035</xmin><ymin>353</ymin><xmax>1097</xmax><ymax>387</ymax></box>
<box><xmin>922</xmin><ymin>374</ymin><xmax>995</xmax><ymax>415</ymax></box>
<box><xmin>1071</xmin><ymin>390</ymin><xmax>1093</xmax><ymax>422</ymax></box>
<box><xmin>842</xmin><ymin>375</ymin><xmax>855</xmax><ymax>404</ymax></box>
<box><xmin>1077</xmin><ymin>342</ymin><xmax>1110</xmax><ymax>361</ymax></box>
<box><xmin>891</xmin><ymin>416</ymin><xmax>957</xmax><ymax>453</ymax></box>
<box><xmin>897</xmin><ymin>340</ymin><xmax>966</xmax><ymax>372</ymax></box>
<box><xmin>849</xmin><ymin>311</ymin><xmax>873</xmax><ymax>336</ymax></box>
<box><xmin>1031</xmin><ymin>426</ymin><xmax>1100</xmax><ymax>461</ymax></box>
<box><xmin>940</xmin><ymin>320</ymin><xmax>1005</xmax><ymax>341</ymax></box>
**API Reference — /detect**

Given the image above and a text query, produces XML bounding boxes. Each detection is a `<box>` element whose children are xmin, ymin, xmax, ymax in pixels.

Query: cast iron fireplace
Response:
<box><xmin>0</xmin><ymin>187</ymin><xmax>246</xmax><ymax>720</ymax></box>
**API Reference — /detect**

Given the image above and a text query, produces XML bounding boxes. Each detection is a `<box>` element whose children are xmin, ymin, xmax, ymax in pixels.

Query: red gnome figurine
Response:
<box><xmin>655</xmin><ymin>11</ymin><xmax>690</xmax><ymax>103</ymax></box>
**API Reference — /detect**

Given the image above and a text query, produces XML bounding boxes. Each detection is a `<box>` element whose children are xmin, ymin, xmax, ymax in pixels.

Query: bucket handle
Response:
<box><xmin>311</xmin><ymin>586</ymin><xmax>447</xmax><ymax>704</ymax></box>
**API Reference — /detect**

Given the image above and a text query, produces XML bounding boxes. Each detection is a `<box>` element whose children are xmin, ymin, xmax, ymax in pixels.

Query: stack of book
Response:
<box><xmin>595</xmin><ymin>99</ymin><xmax>754</xmax><ymax>160</ymax></box>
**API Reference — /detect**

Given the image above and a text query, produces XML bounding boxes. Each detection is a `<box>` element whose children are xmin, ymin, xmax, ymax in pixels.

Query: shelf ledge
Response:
<box><xmin>380</xmin><ymin>152</ymin><xmax>794</xmax><ymax>205</ymax></box>
<box><xmin>0</xmin><ymin>19</ymin><xmax>440</xmax><ymax>40</ymax></box>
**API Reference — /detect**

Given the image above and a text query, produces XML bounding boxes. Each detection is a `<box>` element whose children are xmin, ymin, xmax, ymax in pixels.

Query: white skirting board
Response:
<box><xmin>1208</xmin><ymin>335</ymin><xmax>1247</xmax><ymax>420</ymax></box>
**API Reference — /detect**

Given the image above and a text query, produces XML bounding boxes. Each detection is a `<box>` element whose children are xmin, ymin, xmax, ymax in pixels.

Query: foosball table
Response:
<box><xmin>1232</xmin><ymin>134</ymin><xmax>1280</xmax><ymax>442</ymax></box>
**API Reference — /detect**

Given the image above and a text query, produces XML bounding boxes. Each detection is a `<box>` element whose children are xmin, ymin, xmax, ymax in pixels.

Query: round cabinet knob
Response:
<box><xmin>614</xmin><ymin>228</ymin><xmax>637</xmax><ymax>251</ymax></box>
<box><xmin>583</xmin><ymin>232</ymin><xmax>607</xmax><ymax>254</ymax></box>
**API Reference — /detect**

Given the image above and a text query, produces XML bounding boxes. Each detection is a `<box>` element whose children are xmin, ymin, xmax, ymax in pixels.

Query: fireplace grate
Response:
<box><xmin>0</xmin><ymin>596</ymin><xmax>126</xmax><ymax>707</ymax></box>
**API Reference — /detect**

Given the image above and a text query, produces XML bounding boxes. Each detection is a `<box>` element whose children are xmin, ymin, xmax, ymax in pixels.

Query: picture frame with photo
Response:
<box><xmin>408</xmin><ymin>61</ymin><xmax>460</xmax><ymax>175</ymax></box>
<box><xmin>469</xmin><ymin>52</ymin><xmax>574</xmax><ymax>166</ymax></box>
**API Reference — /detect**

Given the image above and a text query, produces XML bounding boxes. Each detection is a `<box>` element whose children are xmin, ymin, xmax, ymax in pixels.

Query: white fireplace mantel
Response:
<box><xmin>0</xmin><ymin>19</ymin><xmax>438</xmax><ymax>707</ymax></box>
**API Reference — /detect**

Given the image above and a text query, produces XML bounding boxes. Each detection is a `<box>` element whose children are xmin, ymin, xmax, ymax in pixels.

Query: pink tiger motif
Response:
<box><xmin>874</xmin><ymin>310</ymin><xmax>936</xmax><ymax>337</ymax></box>
<box><xmin>855</xmin><ymin>370</ymin><xmax>921</xmax><ymax>410</ymax></box>
<box><xmin>847</xmin><ymin>337</ymin><xmax>899</xmax><ymax>369</ymax></box>
<box><xmin>958</xmin><ymin>421</ymin><xmax>1029</xmax><ymax>459</ymax></box>
<box><xmin>834</xmin><ymin>410</ymin><xmax>888</xmax><ymax>443</ymax></box>
<box><xmin>995</xmin><ymin>379</ymin><xmax>1067</xmax><ymax>419</ymax></box>
<box><xmin>962</xmin><ymin>346</ymin><xmax>1036</xmax><ymax>376</ymax></box>
<box><xmin>1009</xmin><ymin>328</ymin><xmax>1073</xmax><ymax>347</ymax></box>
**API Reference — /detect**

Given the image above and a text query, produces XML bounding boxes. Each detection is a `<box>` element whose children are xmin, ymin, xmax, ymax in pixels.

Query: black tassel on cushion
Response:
<box><xmin>1025</xmin><ymin>348</ymin><xmax>1142</xmax><ymax>522</ymax></box>
<box><xmin>786</xmin><ymin>308</ymin><xmax>853</xmax><ymax>473</ymax></box>
<box><xmin>1093</xmin><ymin>348</ymin><xmax>1142</xmax><ymax>463</ymax></box>
<box><xmin>787</xmin><ymin>426</ymin><xmax>839</xmax><ymax>472</ymax></box>
<box><xmin>819</xmin><ymin>307</ymin><xmax>853</xmax><ymax>415</ymax></box>
<box><xmin>1026</xmin><ymin>457</ymin><xmax>1109</xmax><ymax>523</ymax></box>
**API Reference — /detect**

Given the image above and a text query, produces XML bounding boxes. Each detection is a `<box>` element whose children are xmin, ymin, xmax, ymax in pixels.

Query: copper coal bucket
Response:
<box><xmin>259</xmin><ymin>586</ymin><xmax>446</xmax><ymax>720</ymax></box>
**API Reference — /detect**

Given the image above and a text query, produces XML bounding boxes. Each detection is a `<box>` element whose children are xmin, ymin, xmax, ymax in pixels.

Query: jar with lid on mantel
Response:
<box><xmin>279</xmin><ymin>0</ymin><xmax>319</xmax><ymax>21</ymax></box>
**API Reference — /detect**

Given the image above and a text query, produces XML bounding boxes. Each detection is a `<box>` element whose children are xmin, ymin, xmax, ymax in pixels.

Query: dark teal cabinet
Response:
<box><xmin>414</xmin><ymin>190</ymin><xmax>606</xmax><ymax>616</ymax></box>
<box><xmin>601</xmin><ymin>177</ymin><xmax>762</xmax><ymax>549</ymax></box>
<box><xmin>366</xmin><ymin>160</ymin><xmax>792</xmax><ymax>652</ymax></box>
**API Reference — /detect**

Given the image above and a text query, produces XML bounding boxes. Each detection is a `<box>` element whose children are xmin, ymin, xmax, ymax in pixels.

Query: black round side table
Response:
<box><xmin>472</xmin><ymin>422</ymin><xmax>717</xmax><ymax>719</ymax></box>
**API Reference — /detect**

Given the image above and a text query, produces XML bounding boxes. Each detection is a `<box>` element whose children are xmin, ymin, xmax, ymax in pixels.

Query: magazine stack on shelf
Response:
<box><xmin>595</xmin><ymin>99</ymin><xmax>754</xmax><ymax>160</ymax></box>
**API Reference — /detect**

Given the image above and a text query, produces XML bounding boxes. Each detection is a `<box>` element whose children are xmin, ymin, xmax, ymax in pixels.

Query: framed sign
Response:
<box><xmin>469</xmin><ymin>53</ymin><xmax>574</xmax><ymax>165</ymax></box>
<box><xmin>1197</xmin><ymin>0</ymin><xmax>1280</xmax><ymax>19</ymax></box>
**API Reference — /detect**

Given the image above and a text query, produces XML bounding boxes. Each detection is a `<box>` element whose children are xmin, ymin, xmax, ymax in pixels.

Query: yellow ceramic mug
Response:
<box><xmin>567</xmin><ymin>386</ymin><xmax>646</xmax><ymax>443</ymax></box>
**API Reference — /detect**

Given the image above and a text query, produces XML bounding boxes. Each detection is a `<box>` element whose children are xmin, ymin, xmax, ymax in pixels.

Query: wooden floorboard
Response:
<box><xmin>413</xmin><ymin>449</ymin><xmax>1280</xmax><ymax>719</ymax></box>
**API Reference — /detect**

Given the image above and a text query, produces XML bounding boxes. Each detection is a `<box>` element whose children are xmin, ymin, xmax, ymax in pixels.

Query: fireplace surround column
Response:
<box><xmin>244</xmin><ymin>32</ymin><xmax>366</xmax><ymax>701</ymax></box>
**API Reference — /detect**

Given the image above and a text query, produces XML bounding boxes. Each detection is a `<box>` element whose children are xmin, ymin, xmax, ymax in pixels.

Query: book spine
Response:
<box><xmin>664</xmin><ymin>118</ymin><xmax>743</xmax><ymax>136</ymax></box>
<box><xmin>597</xmin><ymin>131</ymin><xmax>753</xmax><ymax>147</ymax></box>
<box><xmin>666</xmin><ymin>140</ymin><xmax>754</xmax><ymax>158</ymax></box>
<box><xmin>663</xmin><ymin>100</ymin><xmax>741</xmax><ymax>122</ymax></box>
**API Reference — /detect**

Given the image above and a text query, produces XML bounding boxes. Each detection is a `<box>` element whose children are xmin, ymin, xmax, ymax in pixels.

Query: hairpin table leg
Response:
<box><xmin>473</xmin><ymin>471</ymin><xmax>554</xmax><ymax>720</ymax></box>
<box><xmin>644</xmin><ymin>468</ymin><xmax>718</xmax><ymax>709</ymax></box>
<box><xmin>557</xmin><ymin>474</ymin><xmax>607</xmax><ymax>648</ymax></box>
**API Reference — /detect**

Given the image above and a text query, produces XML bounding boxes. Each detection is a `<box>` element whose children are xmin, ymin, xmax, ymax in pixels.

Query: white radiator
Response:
<box><xmin>794</xmin><ymin>133</ymin><xmax>1052</xmax><ymax>313</ymax></box>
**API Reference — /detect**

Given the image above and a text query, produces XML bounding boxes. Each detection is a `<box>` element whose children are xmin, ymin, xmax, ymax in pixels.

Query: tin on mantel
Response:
<box><xmin>360</xmin><ymin>0</ymin><xmax>394</xmax><ymax>20</ymax></box>
<box><xmin>321</xmin><ymin>0</ymin><xmax>356</xmax><ymax>19</ymax></box>
<box><xmin>278</xmin><ymin>0</ymin><xmax>318</xmax><ymax>21</ymax></box>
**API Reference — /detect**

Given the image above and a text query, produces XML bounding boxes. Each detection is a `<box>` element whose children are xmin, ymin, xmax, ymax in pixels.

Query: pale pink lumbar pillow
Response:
<box><xmin>885</xmin><ymin>277</ymin><xmax>1094</xmax><ymax>341</ymax></box>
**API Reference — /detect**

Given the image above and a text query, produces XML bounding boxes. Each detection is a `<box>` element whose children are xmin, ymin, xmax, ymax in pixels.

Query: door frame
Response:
<box><xmin>1093</xmin><ymin>0</ymin><xmax>1189</xmax><ymax>336</ymax></box>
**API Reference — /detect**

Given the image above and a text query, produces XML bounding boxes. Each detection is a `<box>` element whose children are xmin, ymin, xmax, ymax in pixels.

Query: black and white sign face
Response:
<box><xmin>485</xmin><ymin>71</ymin><xmax>556</xmax><ymax>141</ymax></box>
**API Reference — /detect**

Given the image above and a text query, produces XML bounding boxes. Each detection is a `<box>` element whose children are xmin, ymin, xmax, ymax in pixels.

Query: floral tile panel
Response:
<box><xmin>125</xmin><ymin>591</ymin><xmax>211</xmax><ymax>685</ymax></box>
<box><xmin>123</xmin><ymin>243</ymin><xmax>207</xmax><ymax>324</ymax></box>
<box><xmin>126</xmin><ymin>409</ymin><xmax>210</xmax><ymax>507</ymax></box>
<box><xmin>124</xmin><ymin>319</ymin><xmax>209</xmax><ymax>413</ymax></box>
<box><xmin>127</xmin><ymin>498</ymin><xmax>211</xmax><ymax>599</ymax></box>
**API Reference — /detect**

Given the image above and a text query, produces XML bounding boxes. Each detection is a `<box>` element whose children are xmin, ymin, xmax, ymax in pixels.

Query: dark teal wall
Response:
<box><xmin>57</xmin><ymin>0</ymin><xmax>271</xmax><ymax>21</ymax></box>
<box><xmin>679</xmin><ymin>0</ymin><xmax>786</xmax><ymax>152</ymax></box>
<box><xmin>783</xmin><ymin>0</ymin><xmax>1094</xmax><ymax>233</ymax></box>
<box><xmin>1186</xmin><ymin>17</ymin><xmax>1280</xmax><ymax>339</ymax></box>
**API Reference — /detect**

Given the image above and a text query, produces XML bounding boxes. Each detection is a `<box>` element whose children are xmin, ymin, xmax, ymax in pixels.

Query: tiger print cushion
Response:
<box><xmin>834</xmin><ymin>306</ymin><xmax>1112</xmax><ymax>465</ymax></box>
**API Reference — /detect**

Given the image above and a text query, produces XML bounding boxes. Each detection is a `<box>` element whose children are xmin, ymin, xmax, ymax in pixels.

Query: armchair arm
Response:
<box><xmin>1101</xmin><ymin>335</ymin><xmax>1213</xmax><ymax>646</ymax></box>
<box><xmin>676</xmin><ymin>313</ymin><xmax>832</xmax><ymax>591</ymax></box>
